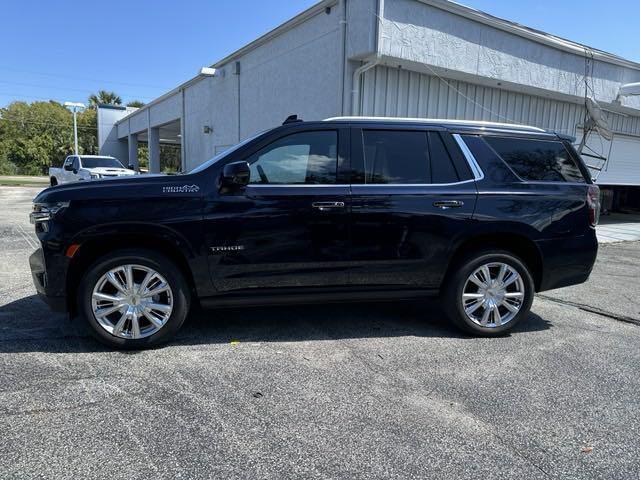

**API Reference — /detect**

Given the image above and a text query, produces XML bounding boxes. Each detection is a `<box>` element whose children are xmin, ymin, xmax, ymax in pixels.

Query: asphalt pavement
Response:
<box><xmin>1</xmin><ymin>185</ymin><xmax>639</xmax><ymax>480</ymax></box>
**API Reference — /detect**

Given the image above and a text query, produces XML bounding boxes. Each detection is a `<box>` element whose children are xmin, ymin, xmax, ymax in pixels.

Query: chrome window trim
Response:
<box><xmin>246</xmin><ymin>184</ymin><xmax>349</xmax><ymax>188</ymax></box>
<box><xmin>246</xmin><ymin>133</ymin><xmax>483</xmax><ymax>188</ymax></box>
<box><xmin>351</xmin><ymin>179</ymin><xmax>476</xmax><ymax>187</ymax></box>
<box><xmin>453</xmin><ymin>134</ymin><xmax>485</xmax><ymax>181</ymax></box>
<box><xmin>247</xmin><ymin>180</ymin><xmax>476</xmax><ymax>188</ymax></box>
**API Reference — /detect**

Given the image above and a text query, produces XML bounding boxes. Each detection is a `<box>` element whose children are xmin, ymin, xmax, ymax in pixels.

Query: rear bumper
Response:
<box><xmin>536</xmin><ymin>231</ymin><xmax>598</xmax><ymax>292</ymax></box>
<box><xmin>29</xmin><ymin>248</ymin><xmax>68</xmax><ymax>312</ymax></box>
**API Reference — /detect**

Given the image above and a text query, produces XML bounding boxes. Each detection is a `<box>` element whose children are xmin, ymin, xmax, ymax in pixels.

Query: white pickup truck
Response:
<box><xmin>49</xmin><ymin>155</ymin><xmax>137</xmax><ymax>186</ymax></box>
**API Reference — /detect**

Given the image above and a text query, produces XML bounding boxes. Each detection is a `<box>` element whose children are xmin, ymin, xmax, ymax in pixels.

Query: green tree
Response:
<box><xmin>126</xmin><ymin>100</ymin><xmax>145</xmax><ymax>108</ymax></box>
<box><xmin>88</xmin><ymin>90</ymin><xmax>122</xmax><ymax>108</ymax></box>
<box><xmin>0</xmin><ymin>100</ymin><xmax>97</xmax><ymax>175</ymax></box>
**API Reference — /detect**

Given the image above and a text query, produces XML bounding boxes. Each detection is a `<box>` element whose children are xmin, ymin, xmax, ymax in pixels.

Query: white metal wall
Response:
<box><xmin>359</xmin><ymin>66</ymin><xmax>640</xmax><ymax>138</ymax></box>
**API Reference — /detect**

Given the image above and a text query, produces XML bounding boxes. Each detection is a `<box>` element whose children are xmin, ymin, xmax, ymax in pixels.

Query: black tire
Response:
<box><xmin>78</xmin><ymin>249</ymin><xmax>190</xmax><ymax>349</ymax></box>
<box><xmin>50</xmin><ymin>177</ymin><xmax>58</xmax><ymax>186</ymax></box>
<box><xmin>442</xmin><ymin>249</ymin><xmax>534</xmax><ymax>336</ymax></box>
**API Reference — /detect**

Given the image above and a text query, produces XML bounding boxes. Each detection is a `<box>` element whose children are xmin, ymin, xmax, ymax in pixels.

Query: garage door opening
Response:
<box><xmin>578</xmin><ymin>130</ymin><xmax>640</xmax><ymax>213</ymax></box>
<box><xmin>136</xmin><ymin>119</ymin><xmax>182</xmax><ymax>174</ymax></box>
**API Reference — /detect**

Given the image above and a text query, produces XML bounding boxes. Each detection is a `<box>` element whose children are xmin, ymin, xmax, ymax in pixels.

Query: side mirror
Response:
<box><xmin>128</xmin><ymin>164</ymin><xmax>135</xmax><ymax>171</ymax></box>
<box><xmin>220</xmin><ymin>161</ymin><xmax>250</xmax><ymax>191</ymax></box>
<box><xmin>73</xmin><ymin>169</ymin><xmax>78</xmax><ymax>174</ymax></box>
<box><xmin>64</xmin><ymin>164</ymin><xmax>73</xmax><ymax>171</ymax></box>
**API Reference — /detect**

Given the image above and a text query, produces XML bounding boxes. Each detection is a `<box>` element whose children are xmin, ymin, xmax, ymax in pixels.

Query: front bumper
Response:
<box><xmin>29</xmin><ymin>248</ymin><xmax>68</xmax><ymax>312</ymax></box>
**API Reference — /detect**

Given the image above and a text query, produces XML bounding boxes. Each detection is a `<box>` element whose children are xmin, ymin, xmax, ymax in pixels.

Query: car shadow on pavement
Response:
<box><xmin>0</xmin><ymin>294</ymin><xmax>552</xmax><ymax>353</ymax></box>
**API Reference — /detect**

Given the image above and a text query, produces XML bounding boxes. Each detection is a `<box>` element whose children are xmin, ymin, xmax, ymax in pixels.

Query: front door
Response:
<box><xmin>205</xmin><ymin>127</ymin><xmax>352</xmax><ymax>292</ymax></box>
<box><xmin>349</xmin><ymin>126</ymin><xmax>478</xmax><ymax>288</ymax></box>
<box><xmin>62</xmin><ymin>156</ymin><xmax>74</xmax><ymax>182</ymax></box>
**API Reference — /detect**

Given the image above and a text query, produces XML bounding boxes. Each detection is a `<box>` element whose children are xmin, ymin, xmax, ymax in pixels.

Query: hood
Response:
<box><xmin>34</xmin><ymin>173</ymin><xmax>205</xmax><ymax>204</ymax></box>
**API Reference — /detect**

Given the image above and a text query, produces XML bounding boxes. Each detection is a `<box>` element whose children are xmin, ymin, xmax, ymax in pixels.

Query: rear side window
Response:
<box><xmin>362</xmin><ymin>130</ymin><xmax>429</xmax><ymax>184</ymax></box>
<box><xmin>484</xmin><ymin>136</ymin><xmax>586</xmax><ymax>183</ymax></box>
<box><xmin>428</xmin><ymin>132</ymin><xmax>461</xmax><ymax>183</ymax></box>
<box><xmin>361</xmin><ymin>130</ymin><xmax>467</xmax><ymax>184</ymax></box>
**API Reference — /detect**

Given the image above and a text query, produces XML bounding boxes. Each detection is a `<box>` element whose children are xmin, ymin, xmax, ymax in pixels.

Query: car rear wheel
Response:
<box><xmin>442</xmin><ymin>250</ymin><xmax>534</xmax><ymax>336</ymax></box>
<box><xmin>78</xmin><ymin>249</ymin><xmax>190</xmax><ymax>349</ymax></box>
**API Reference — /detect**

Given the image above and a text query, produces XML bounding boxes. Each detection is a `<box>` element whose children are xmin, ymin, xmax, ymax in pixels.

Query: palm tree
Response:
<box><xmin>126</xmin><ymin>100</ymin><xmax>145</xmax><ymax>108</ymax></box>
<box><xmin>88</xmin><ymin>90</ymin><xmax>122</xmax><ymax>108</ymax></box>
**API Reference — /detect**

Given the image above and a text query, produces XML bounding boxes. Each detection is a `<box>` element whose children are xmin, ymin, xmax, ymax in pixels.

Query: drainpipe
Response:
<box><xmin>351</xmin><ymin>59</ymin><xmax>379</xmax><ymax>115</ymax></box>
<box><xmin>180</xmin><ymin>87</ymin><xmax>186</xmax><ymax>172</ymax></box>
<box><xmin>234</xmin><ymin>61</ymin><xmax>241</xmax><ymax>142</ymax></box>
<box><xmin>350</xmin><ymin>0</ymin><xmax>384</xmax><ymax>115</ymax></box>
<box><xmin>340</xmin><ymin>0</ymin><xmax>348</xmax><ymax>115</ymax></box>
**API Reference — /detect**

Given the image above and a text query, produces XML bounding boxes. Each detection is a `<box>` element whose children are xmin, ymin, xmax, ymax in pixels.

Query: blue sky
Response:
<box><xmin>0</xmin><ymin>0</ymin><xmax>638</xmax><ymax>108</ymax></box>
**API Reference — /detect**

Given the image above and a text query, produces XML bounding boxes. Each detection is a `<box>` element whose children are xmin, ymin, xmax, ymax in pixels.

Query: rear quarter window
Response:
<box><xmin>484</xmin><ymin>136</ymin><xmax>586</xmax><ymax>183</ymax></box>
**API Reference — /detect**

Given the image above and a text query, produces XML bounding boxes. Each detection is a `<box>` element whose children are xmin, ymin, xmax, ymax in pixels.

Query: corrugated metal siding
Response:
<box><xmin>359</xmin><ymin>66</ymin><xmax>640</xmax><ymax>137</ymax></box>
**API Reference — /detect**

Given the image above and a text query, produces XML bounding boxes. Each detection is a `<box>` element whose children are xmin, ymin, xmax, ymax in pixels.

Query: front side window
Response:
<box><xmin>247</xmin><ymin>130</ymin><xmax>337</xmax><ymax>185</ymax></box>
<box><xmin>484</xmin><ymin>136</ymin><xmax>586</xmax><ymax>183</ymax></box>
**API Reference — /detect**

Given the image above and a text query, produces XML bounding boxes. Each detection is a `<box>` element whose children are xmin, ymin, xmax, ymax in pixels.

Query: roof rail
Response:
<box><xmin>323</xmin><ymin>116</ymin><xmax>546</xmax><ymax>132</ymax></box>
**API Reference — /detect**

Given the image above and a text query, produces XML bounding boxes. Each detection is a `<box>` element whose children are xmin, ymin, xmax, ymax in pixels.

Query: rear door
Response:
<box><xmin>205</xmin><ymin>126</ymin><xmax>352</xmax><ymax>292</ymax></box>
<box><xmin>349</xmin><ymin>125</ymin><xmax>478</xmax><ymax>288</ymax></box>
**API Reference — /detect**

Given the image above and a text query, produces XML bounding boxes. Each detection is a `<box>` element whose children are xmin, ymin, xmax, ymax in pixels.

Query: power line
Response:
<box><xmin>0</xmin><ymin>91</ymin><xmax>76</xmax><ymax>102</ymax></box>
<box><xmin>0</xmin><ymin>115</ymin><xmax>96</xmax><ymax>131</ymax></box>
<box><xmin>369</xmin><ymin>9</ymin><xmax>518</xmax><ymax>124</ymax></box>
<box><xmin>0</xmin><ymin>79</ymin><xmax>154</xmax><ymax>101</ymax></box>
<box><xmin>0</xmin><ymin>64</ymin><xmax>172</xmax><ymax>90</ymax></box>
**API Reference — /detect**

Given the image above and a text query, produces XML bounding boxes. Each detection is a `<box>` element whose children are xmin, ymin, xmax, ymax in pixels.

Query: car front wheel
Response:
<box><xmin>78</xmin><ymin>249</ymin><xmax>190</xmax><ymax>349</ymax></box>
<box><xmin>442</xmin><ymin>250</ymin><xmax>534</xmax><ymax>336</ymax></box>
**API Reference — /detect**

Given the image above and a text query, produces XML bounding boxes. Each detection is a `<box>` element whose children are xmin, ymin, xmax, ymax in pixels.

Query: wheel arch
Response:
<box><xmin>65</xmin><ymin>233</ymin><xmax>197</xmax><ymax>316</ymax></box>
<box><xmin>445</xmin><ymin>232</ymin><xmax>543</xmax><ymax>292</ymax></box>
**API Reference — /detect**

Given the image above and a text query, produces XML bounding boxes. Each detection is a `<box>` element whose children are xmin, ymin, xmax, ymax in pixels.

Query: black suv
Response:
<box><xmin>29</xmin><ymin>117</ymin><xmax>599</xmax><ymax>348</ymax></box>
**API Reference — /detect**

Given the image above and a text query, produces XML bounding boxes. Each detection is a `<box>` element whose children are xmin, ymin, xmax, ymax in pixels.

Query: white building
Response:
<box><xmin>99</xmin><ymin>0</ymin><xmax>640</xmax><ymax>208</ymax></box>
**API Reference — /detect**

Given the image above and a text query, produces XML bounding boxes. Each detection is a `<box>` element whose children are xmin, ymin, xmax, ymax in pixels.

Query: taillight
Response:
<box><xmin>587</xmin><ymin>185</ymin><xmax>600</xmax><ymax>228</ymax></box>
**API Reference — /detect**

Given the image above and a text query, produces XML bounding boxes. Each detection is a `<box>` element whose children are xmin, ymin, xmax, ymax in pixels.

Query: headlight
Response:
<box><xmin>90</xmin><ymin>173</ymin><xmax>101</xmax><ymax>180</ymax></box>
<box><xmin>30</xmin><ymin>202</ymin><xmax>70</xmax><ymax>225</ymax></box>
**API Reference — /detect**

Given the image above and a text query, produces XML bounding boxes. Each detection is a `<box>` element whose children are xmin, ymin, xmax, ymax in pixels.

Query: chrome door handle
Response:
<box><xmin>312</xmin><ymin>201</ymin><xmax>345</xmax><ymax>211</ymax></box>
<box><xmin>433</xmin><ymin>200</ymin><xmax>464</xmax><ymax>209</ymax></box>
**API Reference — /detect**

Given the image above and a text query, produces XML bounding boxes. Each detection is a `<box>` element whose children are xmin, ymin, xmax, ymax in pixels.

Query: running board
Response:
<box><xmin>200</xmin><ymin>287</ymin><xmax>439</xmax><ymax>309</ymax></box>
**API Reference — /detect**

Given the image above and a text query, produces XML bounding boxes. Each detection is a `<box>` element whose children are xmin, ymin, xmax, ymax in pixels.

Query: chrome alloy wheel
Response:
<box><xmin>91</xmin><ymin>264</ymin><xmax>173</xmax><ymax>339</ymax></box>
<box><xmin>461</xmin><ymin>262</ymin><xmax>525</xmax><ymax>328</ymax></box>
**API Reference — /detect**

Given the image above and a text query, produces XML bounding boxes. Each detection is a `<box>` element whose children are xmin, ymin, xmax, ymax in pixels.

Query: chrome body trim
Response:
<box><xmin>453</xmin><ymin>134</ymin><xmax>485</xmax><ymax>182</ymax></box>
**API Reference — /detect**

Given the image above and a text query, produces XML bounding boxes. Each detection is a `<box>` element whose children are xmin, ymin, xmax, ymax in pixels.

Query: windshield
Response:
<box><xmin>81</xmin><ymin>157</ymin><xmax>126</xmax><ymax>169</ymax></box>
<box><xmin>188</xmin><ymin>131</ymin><xmax>266</xmax><ymax>174</ymax></box>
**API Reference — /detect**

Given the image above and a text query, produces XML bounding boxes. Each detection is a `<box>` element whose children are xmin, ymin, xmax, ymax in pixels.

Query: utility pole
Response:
<box><xmin>63</xmin><ymin>102</ymin><xmax>86</xmax><ymax>155</ymax></box>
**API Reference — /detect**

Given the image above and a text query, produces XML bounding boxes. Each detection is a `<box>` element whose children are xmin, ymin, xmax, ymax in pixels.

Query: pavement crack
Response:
<box><xmin>488</xmin><ymin>429</ymin><xmax>553</xmax><ymax>479</ymax></box>
<box><xmin>537</xmin><ymin>294</ymin><xmax>640</xmax><ymax>326</ymax></box>
<box><xmin>1</xmin><ymin>401</ymin><xmax>100</xmax><ymax>417</ymax></box>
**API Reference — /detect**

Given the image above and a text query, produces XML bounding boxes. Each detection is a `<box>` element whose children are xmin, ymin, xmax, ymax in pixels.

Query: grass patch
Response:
<box><xmin>0</xmin><ymin>178</ymin><xmax>49</xmax><ymax>187</ymax></box>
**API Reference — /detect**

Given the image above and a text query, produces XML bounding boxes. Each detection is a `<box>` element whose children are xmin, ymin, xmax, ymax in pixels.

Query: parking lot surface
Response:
<box><xmin>597</xmin><ymin>213</ymin><xmax>640</xmax><ymax>243</ymax></box>
<box><xmin>1</xmin><ymin>186</ymin><xmax>639</xmax><ymax>480</ymax></box>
